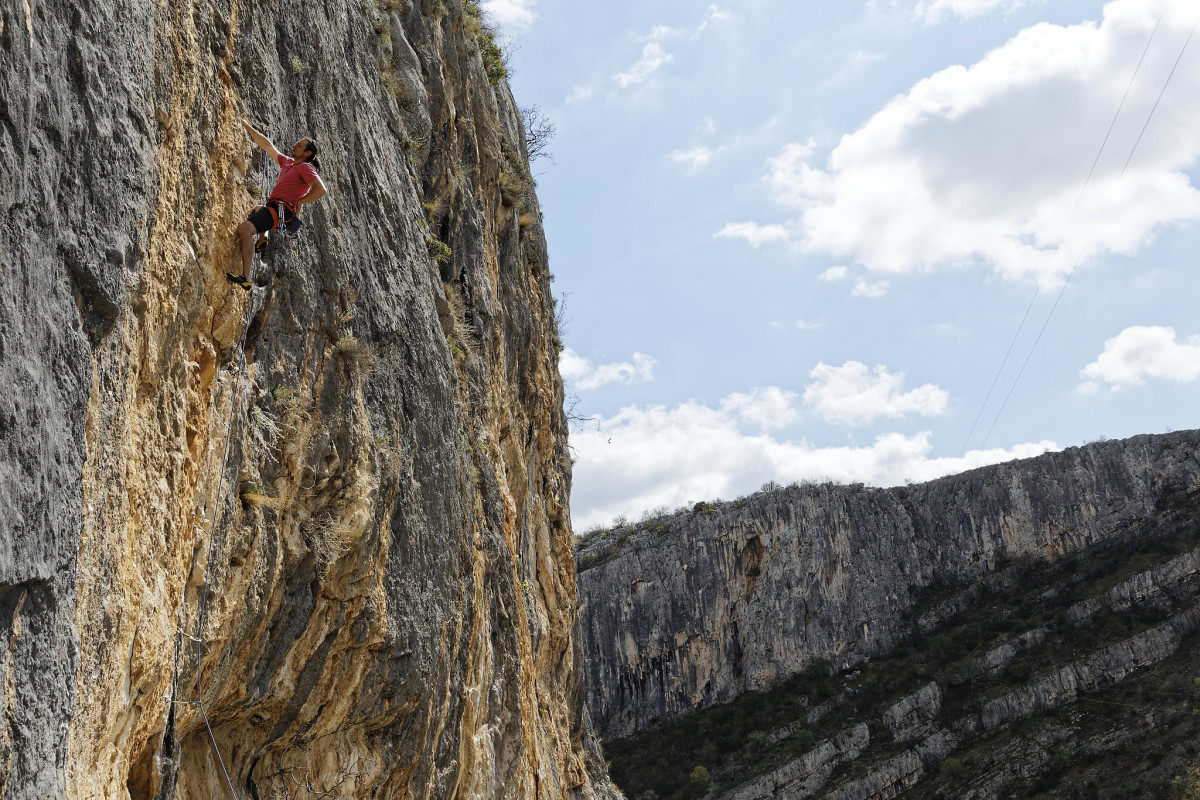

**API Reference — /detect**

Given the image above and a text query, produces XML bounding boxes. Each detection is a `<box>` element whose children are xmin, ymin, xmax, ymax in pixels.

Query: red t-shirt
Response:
<box><xmin>270</xmin><ymin>154</ymin><xmax>318</xmax><ymax>209</ymax></box>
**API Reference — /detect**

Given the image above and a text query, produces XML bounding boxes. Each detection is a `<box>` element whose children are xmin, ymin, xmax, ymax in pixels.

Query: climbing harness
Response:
<box><xmin>174</xmin><ymin>152</ymin><xmax>274</xmax><ymax>799</ymax></box>
<box><xmin>263</xmin><ymin>196</ymin><xmax>303</xmax><ymax>235</ymax></box>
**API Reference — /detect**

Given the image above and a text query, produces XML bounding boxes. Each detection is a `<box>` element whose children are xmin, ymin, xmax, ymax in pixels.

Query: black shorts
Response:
<box><xmin>246</xmin><ymin>202</ymin><xmax>295</xmax><ymax>234</ymax></box>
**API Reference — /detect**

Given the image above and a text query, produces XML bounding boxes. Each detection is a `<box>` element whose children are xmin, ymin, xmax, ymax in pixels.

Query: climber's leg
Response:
<box><xmin>229</xmin><ymin>206</ymin><xmax>275</xmax><ymax>289</ymax></box>
<box><xmin>237</xmin><ymin>219</ymin><xmax>257</xmax><ymax>278</ymax></box>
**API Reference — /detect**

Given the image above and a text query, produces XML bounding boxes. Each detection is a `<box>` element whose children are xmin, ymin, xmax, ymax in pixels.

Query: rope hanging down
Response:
<box><xmin>177</xmin><ymin>153</ymin><xmax>273</xmax><ymax>799</ymax></box>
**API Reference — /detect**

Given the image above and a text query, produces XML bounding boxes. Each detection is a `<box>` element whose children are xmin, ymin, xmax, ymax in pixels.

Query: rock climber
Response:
<box><xmin>227</xmin><ymin>119</ymin><xmax>328</xmax><ymax>290</ymax></box>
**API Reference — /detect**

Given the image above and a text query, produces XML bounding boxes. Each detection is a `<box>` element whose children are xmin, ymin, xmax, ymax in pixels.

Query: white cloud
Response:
<box><xmin>615</xmin><ymin>42</ymin><xmax>673</xmax><ymax>87</ymax></box>
<box><xmin>694</xmin><ymin>5</ymin><xmax>733</xmax><ymax>37</ymax></box>
<box><xmin>720</xmin><ymin>387</ymin><xmax>800</xmax><ymax>430</ymax></box>
<box><xmin>804</xmin><ymin>361</ymin><xmax>949</xmax><ymax>426</ymax></box>
<box><xmin>559</xmin><ymin>348</ymin><xmax>657</xmax><ymax>390</ymax></box>
<box><xmin>715</xmin><ymin>221</ymin><xmax>790</xmax><ymax>247</ymax></box>
<box><xmin>615</xmin><ymin>7</ymin><xmax>730</xmax><ymax>90</ymax></box>
<box><xmin>819</xmin><ymin>49</ymin><xmax>886</xmax><ymax>89</ymax></box>
<box><xmin>759</xmin><ymin>1</ymin><xmax>1200</xmax><ymax>282</ymax></box>
<box><xmin>1080</xmin><ymin>325</ymin><xmax>1200</xmax><ymax>390</ymax></box>
<box><xmin>851</xmin><ymin>279</ymin><xmax>889</xmax><ymax>298</ymax></box>
<box><xmin>670</xmin><ymin>145</ymin><xmax>724</xmax><ymax>171</ymax></box>
<box><xmin>915</xmin><ymin>0</ymin><xmax>1027</xmax><ymax>23</ymax></box>
<box><xmin>566</xmin><ymin>84</ymin><xmax>594</xmax><ymax>104</ymax></box>
<box><xmin>816</xmin><ymin>266</ymin><xmax>887</xmax><ymax>296</ymax></box>
<box><xmin>481</xmin><ymin>0</ymin><xmax>537</xmax><ymax>30</ymax></box>
<box><xmin>770</xmin><ymin>320</ymin><xmax>822</xmax><ymax>331</ymax></box>
<box><xmin>568</xmin><ymin>394</ymin><xmax>1054</xmax><ymax>529</ymax></box>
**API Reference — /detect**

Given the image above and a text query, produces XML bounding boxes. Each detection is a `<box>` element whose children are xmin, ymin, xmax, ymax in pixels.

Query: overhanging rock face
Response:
<box><xmin>576</xmin><ymin>431</ymin><xmax>1200</xmax><ymax>741</ymax></box>
<box><xmin>1</xmin><ymin>1</ymin><xmax>618</xmax><ymax>797</ymax></box>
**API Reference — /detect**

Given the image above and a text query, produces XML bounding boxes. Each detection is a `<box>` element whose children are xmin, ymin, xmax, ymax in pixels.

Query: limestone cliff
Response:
<box><xmin>576</xmin><ymin>432</ymin><xmax>1200</xmax><ymax>798</ymax></box>
<box><xmin>1</xmin><ymin>1</ymin><xmax>617</xmax><ymax>797</ymax></box>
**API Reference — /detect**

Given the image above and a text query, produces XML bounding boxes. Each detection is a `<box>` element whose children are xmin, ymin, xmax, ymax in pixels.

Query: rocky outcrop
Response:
<box><xmin>979</xmin><ymin>605</ymin><xmax>1200</xmax><ymax>731</ymax></box>
<box><xmin>2</xmin><ymin>1</ymin><xmax>616</xmax><ymax>797</ymax></box>
<box><xmin>583</xmin><ymin>432</ymin><xmax>1200</xmax><ymax>799</ymax></box>
<box><xmin>577</xmin><ymin>431</ymin><xmax>1200</xmax><ymax>740</ymax></box>
<box><xmin>723</xmin><ymin>725</ymin><xmax>870</xmax><ymax>800</ymax></box>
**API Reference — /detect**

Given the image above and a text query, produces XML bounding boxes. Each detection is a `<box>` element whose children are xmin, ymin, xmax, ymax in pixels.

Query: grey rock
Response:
<box><xmin>723</xmin><ymin>723</ymin><xmax>870</xmax><ymax>800</ymax></box>
<box><xmin>1</xmin><ymin>0</ymin><xmax>612</xmax><ymax>796</ymax></box>
<box><xmin>980</xmin><ymin>605</ymin><xmax>1200</xmax><ymax>730</ymax></box>
<box><xmin>578</xmin><ymin>431</ymin><xmax>1200</xmax><ymax>740</ymax></box>
<box><xmin>881</xmin><ymin>681</ymin><xmax>942</xmax><ymax>744</ymax></box>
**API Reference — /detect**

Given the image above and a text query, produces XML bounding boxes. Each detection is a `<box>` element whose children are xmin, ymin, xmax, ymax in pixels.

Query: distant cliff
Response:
<box><xmin>1</xmin><ymin>1</ymin><xmax>617</xmax><ymax>797</ymax></box>
<box><xmin>577</xmin><ymin>432</ymin><xmax>1200</xmax><ymax>742</ymax></box>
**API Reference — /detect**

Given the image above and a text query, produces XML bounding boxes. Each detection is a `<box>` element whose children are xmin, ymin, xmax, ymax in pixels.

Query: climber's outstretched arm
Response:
<box><xmin>242</xmin><ymin>119</ymin><xmax>282</xmax><ymax>162</ymax></box>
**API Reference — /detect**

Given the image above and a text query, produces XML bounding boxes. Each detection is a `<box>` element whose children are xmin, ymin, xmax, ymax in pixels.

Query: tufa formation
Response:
<box><xmin>1</xmin><ymin>0</ymin><xmax>619</xmax><ymax>798</ymax></box>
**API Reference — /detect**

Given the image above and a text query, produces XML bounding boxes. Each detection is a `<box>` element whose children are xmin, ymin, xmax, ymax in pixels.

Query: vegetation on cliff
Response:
<box><xmin>577</xmin><ymin>433</ymin><xmax>1200</xmax><ymax>799</ymax></box>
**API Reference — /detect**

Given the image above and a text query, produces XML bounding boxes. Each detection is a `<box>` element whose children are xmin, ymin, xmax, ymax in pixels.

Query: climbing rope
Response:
<box><xmin>176</xmin><ymin>152</ymin><xmax>273</xmax><ymax>799</ymax></box>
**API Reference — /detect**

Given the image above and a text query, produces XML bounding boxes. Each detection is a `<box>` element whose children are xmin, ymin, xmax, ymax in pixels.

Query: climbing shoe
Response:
<box><xmin>254</xmin><ymin>233</ymin><xmax>269</xmax><ymax>253</ymax></box>
<box><xmin>225</xmin><ymin>272</ymin><xmax>252</xmax><ymax>291</ymax></box>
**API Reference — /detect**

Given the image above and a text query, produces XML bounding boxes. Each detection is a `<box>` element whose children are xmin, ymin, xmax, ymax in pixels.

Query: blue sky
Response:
<box><xmin>483</xmin><ymin>0</ymin><xmax>1200</xmax><ymax>530</ymax></box>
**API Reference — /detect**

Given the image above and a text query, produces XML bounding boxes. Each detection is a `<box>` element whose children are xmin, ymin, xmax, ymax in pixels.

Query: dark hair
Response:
<box><xmin>302</xmin><ymin>137</ymin><xmax>321</xmax><ymax>171</ymax></box>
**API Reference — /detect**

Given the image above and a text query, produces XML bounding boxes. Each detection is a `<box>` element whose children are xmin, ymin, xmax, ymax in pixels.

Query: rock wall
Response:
<box><xmin>1</xmin><ymin>1</ymin><xmax>617</xmax><ymax>797</ymax></box>
<box><xmin>576</xmin><ymin>431</ymin><xmax>1200</xmax><ymax>740</ymax></box>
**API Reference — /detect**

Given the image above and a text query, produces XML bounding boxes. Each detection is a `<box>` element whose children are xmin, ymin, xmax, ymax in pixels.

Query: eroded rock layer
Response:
<box><xmin>577</xmin><ymin>432</ymin><xmax>1200</xmax><ymax>740</ymax></box>
<box><xmin>1</xmin><ymin>1</ymin><xmax>616</xmax><ymax>797</ymax></box>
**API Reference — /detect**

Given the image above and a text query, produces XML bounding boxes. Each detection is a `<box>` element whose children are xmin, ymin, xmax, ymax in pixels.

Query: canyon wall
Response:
<box><xmin>1</xmin><ymin>0</ymin><xmax>617</xmax><ymax>797</ymax></box>
<box><xmin>577</xmin><ymin>431</ymin><xmax>1200</xmax><ymax>741</ymax></box>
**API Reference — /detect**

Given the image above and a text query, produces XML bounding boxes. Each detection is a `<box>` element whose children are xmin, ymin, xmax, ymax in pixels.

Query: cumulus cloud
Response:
<box><xmin>758</xmin><ymin>1</ymin><xmax>1200</xmax><ymax>282</ymax></box>
<box><xmin>915</xmin><ymin>0</ymin><xmax>1027</xmax><ymax>23</ymax></box>
<box><xmin>615</xmin><ymin>42</ymin><xmax>673</xmax><ymax>87</ymax></box>
<box><xmin>1080</xmin><ymin>325</ymin><xmax>1200</xmax><ymax>390</ymax></box>
<box><xmin>720</xmin><ymin>387</ymin><xmax>801</xmax><ymax>430</ymax></box>
<box><xmin>481</xmin><ymin>0</ymin><xmax>537</xmax><ymax>30</ymax></box>
<box><xmin>559</xmin><ymin>348</ymin><xmax>657</xmax><ymax>390</ymax></box>
<box><xmin>715</xmin><ymin>222</ymin><xmax>789</xmax><ymax>247</ymax></box>
<box><xmin>819</xmin><ymin>265</ymin><xmax>850</xmax><ymax>281</ymax></box>
<box><xmin>804</xmin><ymin>361</ymin><xmax>949</xmax><ymax>426</ymax></box>
<box><xmin>568</xmin><ymin>394</ymin><xmax>1054</xmax><ymax>529</ymax></box>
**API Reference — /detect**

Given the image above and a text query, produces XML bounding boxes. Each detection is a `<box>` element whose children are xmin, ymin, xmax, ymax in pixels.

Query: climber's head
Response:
<box><xmin>291</xmin><ymin>137</ymin><xmax>321</xmax><ymax>170</ymax></box>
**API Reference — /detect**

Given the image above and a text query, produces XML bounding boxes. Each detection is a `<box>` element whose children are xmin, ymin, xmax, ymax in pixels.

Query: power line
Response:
<box><xmin>959</xmin><ymin>9</ymin><xmax>1166</xmax><ymax>456</ymax></box>
<box><xmin>978</xmin><ymin>12</ymin><xmax>1198</xmax><ymax>450</ymax></box>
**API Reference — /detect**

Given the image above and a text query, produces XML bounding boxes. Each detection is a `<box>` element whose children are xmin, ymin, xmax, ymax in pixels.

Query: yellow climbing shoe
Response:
<box><xmin>225</xmin><ymin>272</ymin><xmax>252</xmax><ymax>291</ymax></box>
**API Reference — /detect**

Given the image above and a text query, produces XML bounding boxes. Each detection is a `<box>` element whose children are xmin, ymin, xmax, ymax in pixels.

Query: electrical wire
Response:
<box><xmin>959</xmin><ymin>9</ymin><xmax>1166</xmax><ymax>456</ymax></box>
<box><xmin>979</xmin><ymin>12</ymin><xmax>1198</xmax><ymax>450</ymax></box>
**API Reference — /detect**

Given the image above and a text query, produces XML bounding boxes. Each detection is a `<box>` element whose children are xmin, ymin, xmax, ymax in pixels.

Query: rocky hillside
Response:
<box><xmin>576</xmin><ymin>432</ymin><xmax>1200</xmax><ymax>798</ymax></box>
<box><xmin>1</xmin><ymin>1</ymin><xmax>617</xmax><ymax>798</ymax></box>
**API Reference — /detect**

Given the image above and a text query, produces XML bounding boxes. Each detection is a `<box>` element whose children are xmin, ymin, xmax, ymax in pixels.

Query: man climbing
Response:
<box><xmin>227</xmin><ymin>119</ymin><xmax>328</xmax><ymax>290</ymax></box>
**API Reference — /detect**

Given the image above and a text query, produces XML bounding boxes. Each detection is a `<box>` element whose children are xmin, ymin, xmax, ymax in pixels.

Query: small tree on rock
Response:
<box><xmin>519</xmin><ymin>105</ymin><xmax>555</xmax><ymax>163</ymax></box>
